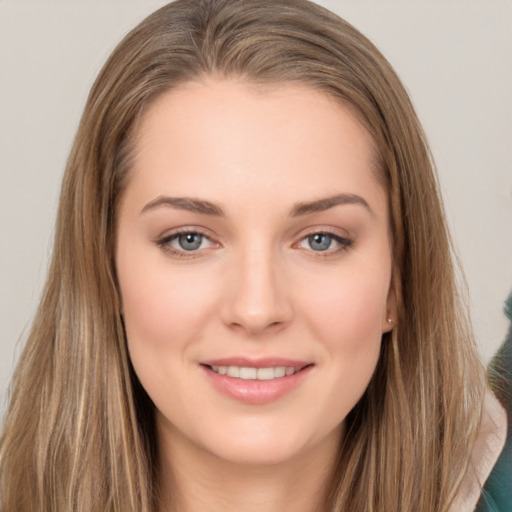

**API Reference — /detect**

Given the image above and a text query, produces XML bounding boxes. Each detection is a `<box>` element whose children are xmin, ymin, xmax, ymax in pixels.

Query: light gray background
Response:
<box><xmin>1</xmin><ymin>1</ymin><xmax>511</xmax><ymax>419</ymax></box>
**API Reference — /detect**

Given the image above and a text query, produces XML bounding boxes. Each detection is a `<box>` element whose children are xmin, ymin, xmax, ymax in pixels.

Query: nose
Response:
<box><xmin>220</xmin><ymin>245</ymin><xmax>293</xmax><ymax>336</ymax></box>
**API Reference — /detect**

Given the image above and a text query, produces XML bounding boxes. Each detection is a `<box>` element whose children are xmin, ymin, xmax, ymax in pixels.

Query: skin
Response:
<box><xmin>116</xmin><ymin>77</ymin><xmax>396</xmax><ymax>512</ymax></box>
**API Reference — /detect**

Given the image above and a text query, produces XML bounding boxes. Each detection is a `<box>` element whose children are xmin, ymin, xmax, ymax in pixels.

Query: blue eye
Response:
<box><xmin>307</xmin><ymin>233</ymin><xmax>333</xmax><ymax>251</ymax></box>
<box><xmin>176</xmin><ymin>233</ymin><xmax>203</xmax><ymax>251</ymax></box>
<box><xmin>157</xmin><ymin>230</ymin><xmax>214</xmax><ymax>255</ymax></box>
<box><xmin>297</xmin><ymin>231</ymin><xmax>352</xmax><ymax>254</ymax></box>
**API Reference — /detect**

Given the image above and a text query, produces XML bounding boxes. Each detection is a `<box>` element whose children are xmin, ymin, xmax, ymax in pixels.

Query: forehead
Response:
<box><xmin>125</xmin><ymin>78</ymin><xmax>386</xmax><ymax>216</ymax></box>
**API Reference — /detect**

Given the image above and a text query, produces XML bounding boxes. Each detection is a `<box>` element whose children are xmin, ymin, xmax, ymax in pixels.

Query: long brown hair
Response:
<box><xmin>0</xmin><ymin>1</ymin><xmax>487</xmax><ymax>510</ymax></box>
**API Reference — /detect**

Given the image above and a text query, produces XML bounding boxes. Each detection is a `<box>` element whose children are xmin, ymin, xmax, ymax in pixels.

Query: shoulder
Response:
<box><xmin>451</xmin><ymin>391</ymin><xmax>508</xmax><ymax>512</ymax></box>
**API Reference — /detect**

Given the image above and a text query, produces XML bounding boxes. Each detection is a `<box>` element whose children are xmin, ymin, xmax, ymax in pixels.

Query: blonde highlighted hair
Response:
<box><xmin>0</xmin><ymin>1</ymin><xmax>487</xmax><ymax>510</ymax></box>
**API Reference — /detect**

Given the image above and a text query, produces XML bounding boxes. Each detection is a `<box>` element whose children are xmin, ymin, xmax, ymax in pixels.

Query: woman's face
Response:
<box><xmin>116</xmin><ymin>78</ymin><xmax>395</xmax><ymax>467</ymax></box>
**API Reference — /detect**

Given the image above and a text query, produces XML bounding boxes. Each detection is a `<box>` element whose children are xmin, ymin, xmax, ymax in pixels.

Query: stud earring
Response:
<box><xmin>387</xmin><ymin>318</ymin><xmax>394</xmax><ymax>326</ymax></box>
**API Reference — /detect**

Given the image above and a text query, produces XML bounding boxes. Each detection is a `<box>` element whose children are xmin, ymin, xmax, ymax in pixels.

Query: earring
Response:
<box><xmin>387</xmin><ymin>318</ymin><xmax>394</xmax><ymax>326</ymax></box>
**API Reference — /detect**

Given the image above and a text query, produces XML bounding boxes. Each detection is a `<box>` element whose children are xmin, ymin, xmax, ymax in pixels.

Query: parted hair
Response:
<box><xmin>0</xmin><ymin>1</ymin><xmax>487</xmax><ymax>510</ymax></box>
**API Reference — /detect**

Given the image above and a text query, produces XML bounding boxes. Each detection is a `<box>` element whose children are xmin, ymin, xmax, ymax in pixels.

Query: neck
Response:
<box><xmin>156</xmin><ymin>423</ymin><xmax>341</xmax><ymax>512</ymax></box>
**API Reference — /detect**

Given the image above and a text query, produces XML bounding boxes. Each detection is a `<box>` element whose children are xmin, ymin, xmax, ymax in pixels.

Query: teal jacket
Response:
<box><xmin>476</xmin><ymin>292</ymin><xmax>512</xmax><ymax>512</ymax></box>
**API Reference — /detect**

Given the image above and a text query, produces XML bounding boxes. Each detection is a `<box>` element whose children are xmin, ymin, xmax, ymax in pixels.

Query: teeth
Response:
<box><xmin>240</xmin><ymin>367</ymin><xmax>257</xmax><ymax>379</ymax></box>
<box><xmin>210</xmin><ymin>365</ymin><xmax>298</xmax><ymax>380</ymax></box>
<box><xmin>257</xmin><ymin>367</ymin><xmax>274</xmax><ymax>380</ymax></box>
<box><xmin>226</xmin><ymin>366</ymin><xmax>239</xmax><ymax>378</ymax></box>
<box><xmin>274</xmin><ymin>367</ymin><xmax>286</xmax><ymax>378</ymax></box>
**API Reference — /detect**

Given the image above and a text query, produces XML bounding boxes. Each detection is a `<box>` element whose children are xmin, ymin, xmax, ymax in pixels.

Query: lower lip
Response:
<box><xmin>201</xmin><ymin>365</ymin><xmax>313</xmax><ymax>405</ymax></box>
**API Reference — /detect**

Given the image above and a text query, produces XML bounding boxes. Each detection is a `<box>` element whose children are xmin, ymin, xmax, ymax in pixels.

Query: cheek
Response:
<box><xmin>299</xmin><ymin>261</ymin><xmax>390</xmax><ymax>399</ymax></box>
<box><xmin>304</xmin><ymin>267</ymin><xmax>390</xmax><ymax>346</ymax></box>
<box><xmin>117</xmin><ymin>256</ymin><xmax>223</xmax><ymax>416</ymax></box>
<box><xmin>281</xmin><ymin>264</ymin><xmax>389</xmax><ymax>441</ymax></box>
<box><xmin>117</xmin><ymin>251</ymin><xmax>219</xmax><ymax>357</ymax></box>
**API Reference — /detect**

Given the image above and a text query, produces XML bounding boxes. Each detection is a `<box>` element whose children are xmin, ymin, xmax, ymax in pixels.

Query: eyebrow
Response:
<box><xmin>140</xmin><ymin>193</ymin><xmax>374</xmax><ymax>217</ymax></box>
<box><xmin>289</xmin><ymin>193</ymin><xmax>374</xmax><ymax>217</ymax></box>
<box><xmin>141</xmin><ymin>196</ymin><xmax>224</xmax><ymax>216</ymax></box>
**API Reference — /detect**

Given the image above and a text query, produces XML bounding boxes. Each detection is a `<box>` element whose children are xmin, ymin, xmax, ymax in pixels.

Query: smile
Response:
<box><xmin>209</xmin><ymin>365</ymin><xmax>299</xmax><ymax>380</ymax></box>
<box><xmin>201</xmin><ymin>360</ymin><xmax>314</xmax><ymax>404</ymax></box>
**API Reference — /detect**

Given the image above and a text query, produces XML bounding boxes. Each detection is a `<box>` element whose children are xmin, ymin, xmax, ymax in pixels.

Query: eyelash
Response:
<box><xmin>155</xmin><ymin>228</ymin><xmax>353</xmax><ymax>259</ymax></box>
<box><xmin>156</xmin><ymin>228</ymin><xmax>215</xmax><ymax>259</ymax></box>
<box><xmin>296</xmin><ymin>230</ymin><xmax>353</xmax><ymax>257</ymax></box>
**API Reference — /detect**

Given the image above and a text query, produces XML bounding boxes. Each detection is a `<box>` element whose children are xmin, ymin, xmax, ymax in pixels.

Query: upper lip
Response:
<box><xmin>201</xmin><ymin>357</ymin><xmax>313</xmax><ymax>369</ymax></box>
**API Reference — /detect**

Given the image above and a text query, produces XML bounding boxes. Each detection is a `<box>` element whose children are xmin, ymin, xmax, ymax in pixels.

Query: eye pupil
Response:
<box><xmin>308</xmin><ymin>233</ymin><xmax>332</xmax><ymax>251</ymax></box>
<box><xmin>178</xmin><ymin>233</ymin><xmax>202</xmax><ymax>251</ymax></box>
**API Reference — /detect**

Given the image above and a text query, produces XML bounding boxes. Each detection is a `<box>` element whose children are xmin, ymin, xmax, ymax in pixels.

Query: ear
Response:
<box><xmin>382</xmin><ymin>272</ymin><xmax>398</xmax><ymax>333</ymax></box>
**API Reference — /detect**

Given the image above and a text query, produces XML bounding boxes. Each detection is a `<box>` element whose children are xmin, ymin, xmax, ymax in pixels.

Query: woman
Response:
<box><xmin>0</xmin><ymin>1</ymin><xmax>506</xmax><ymax>511</ymax></box>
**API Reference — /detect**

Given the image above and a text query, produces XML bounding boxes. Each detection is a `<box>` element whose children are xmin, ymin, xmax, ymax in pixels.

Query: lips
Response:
<box><xmin>200</xmin><ymin>358</ymin><xmax>313</xmax><ymax>404</ymax></box>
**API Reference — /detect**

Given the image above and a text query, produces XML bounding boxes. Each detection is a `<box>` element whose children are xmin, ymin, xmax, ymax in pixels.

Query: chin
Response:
<box><xmin>206</xmin><ymin>438</ymin><xmax>309</xmax><ymax>467</ymax></box>
<box><xmin>195</xmin><ymin>418</ymin><xmax>343</xmax><ymax>468</ymax></box>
